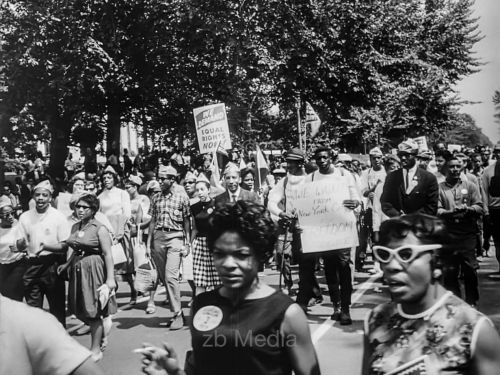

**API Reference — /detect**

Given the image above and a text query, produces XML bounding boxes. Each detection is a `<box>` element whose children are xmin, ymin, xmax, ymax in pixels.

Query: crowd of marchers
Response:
<box><xmin>1</xmin><ymin>139</ymin><xmax>500</xmax><ymax>375</ymax></box>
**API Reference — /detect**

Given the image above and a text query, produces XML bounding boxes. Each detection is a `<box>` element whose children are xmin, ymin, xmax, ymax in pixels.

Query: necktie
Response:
<box><xmin>232</xmin><ymin>194</ymin><xmax>237</xmax><ymax>203</ymax></box>
<box><xmin>405</xmin><ymin>170</ymin><xmax>409</xmax><ymax>191</ymax></box>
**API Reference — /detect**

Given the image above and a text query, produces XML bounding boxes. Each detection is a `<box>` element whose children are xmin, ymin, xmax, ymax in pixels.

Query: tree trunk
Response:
<box><xmin>47</xmin><ymin>114</ymin><xmax>72</xmax><ymax>179</ymax></box>
<box><xmin>106</xmin><ymin>98</ymin><xmax>122</xmax><ymax>157</ymax></box>
<box><xmin>0</xmin><ymin>104</ymin><xmax>11</xmax><ymax>186</ymax></box>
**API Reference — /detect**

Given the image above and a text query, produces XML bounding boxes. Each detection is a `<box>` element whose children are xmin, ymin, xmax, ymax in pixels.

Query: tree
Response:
<box><xmin>443</xmin><ymin>113</ymin><xmax>492</xmax><ymax>147</ymax></box>
<box><xmin>493</xmin><ymin>90</ymin><xmax>500</xmax><ymax>132</ymax></box>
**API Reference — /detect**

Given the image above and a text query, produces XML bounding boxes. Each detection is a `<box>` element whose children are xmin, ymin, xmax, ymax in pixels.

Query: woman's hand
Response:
<box><xmin>106</xmin><ymin>278</ymin><xmax>117</xmax><ymax>291</ymax></box>
<box><xmin>139</xmin><ymin>342</ymin><xmax>183</xmax><ymax>375</ymax></box>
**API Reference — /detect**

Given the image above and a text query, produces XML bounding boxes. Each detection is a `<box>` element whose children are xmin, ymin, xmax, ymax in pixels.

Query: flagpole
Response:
<box><xmin>255</xmin><ymin>142</ymin><xmax>262</xmax><ymax>189</ymax></box>
<box><xmin>296</xmin><ymin>97</ymin><xmax>303</xmax><ymax>151</ymax></box>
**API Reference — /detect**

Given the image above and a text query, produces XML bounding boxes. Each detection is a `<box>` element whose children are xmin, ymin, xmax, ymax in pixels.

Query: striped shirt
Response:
<box><xmin>149</xmin><ymin>191</ymin><xmax>190</xmax><ymax>231</ymax></box>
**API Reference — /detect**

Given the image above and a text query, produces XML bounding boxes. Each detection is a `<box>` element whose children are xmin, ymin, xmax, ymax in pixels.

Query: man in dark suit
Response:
<box><xmin>214</xmin><ymin>162</ymin><xmax>260</xmax><ymax>206</ymax></box>
<box><xmin>381</xmin><ymin>139</ymin><xmax>438</xmax><ymax>217</ymax></box>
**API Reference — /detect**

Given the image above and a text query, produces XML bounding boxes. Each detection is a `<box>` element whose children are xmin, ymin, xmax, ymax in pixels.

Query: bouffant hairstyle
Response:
<box><xmin>207</xmin><ymin>201</ymin><xmax>277</xmax><ymax>264</ymax></box>
<box><xmin>75</xmin><ymin>193</ymin><xmax>100</xmax><ymax>215</ymax></box>
<box><xmin>379</xmin><ymin>214</ymin><xmax>454</xmax><ymax>270</ymax></box>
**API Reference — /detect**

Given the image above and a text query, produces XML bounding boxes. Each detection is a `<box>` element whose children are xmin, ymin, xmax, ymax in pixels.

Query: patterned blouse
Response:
<box><xmin>364</xmin><ymin>291</ymin><xmax>492</xmax><ymax>375</ymax></box>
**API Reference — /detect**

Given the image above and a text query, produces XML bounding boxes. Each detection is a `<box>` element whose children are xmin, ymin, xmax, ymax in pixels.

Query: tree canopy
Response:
<box><xmin>0</xmin><ymin>0</ymin><xmax>484</xmax><ymax>177</ymax></box>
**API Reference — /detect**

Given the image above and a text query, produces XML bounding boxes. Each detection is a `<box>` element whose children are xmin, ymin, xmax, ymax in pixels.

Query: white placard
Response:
<box><xmin>287</xmin><ymin>178</ymin><xmax>359</xmax><ymax>253</ymax></box>
<box><xmin>193</xmin><ymin>103</ymin><xmax>232</xmax><ymax>154</ymax></box>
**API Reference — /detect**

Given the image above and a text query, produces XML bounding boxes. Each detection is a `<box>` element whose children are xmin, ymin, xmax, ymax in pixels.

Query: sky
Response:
<box><xmin>456</xmin><ymin>0</ymin><xmax>500</xmax><ymax>144</ymax></box>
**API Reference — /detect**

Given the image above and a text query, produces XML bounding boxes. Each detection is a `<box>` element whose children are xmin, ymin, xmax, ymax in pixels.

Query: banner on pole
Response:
<box><xmin>305</xmin><ymin>102</ymin><xmax>322</xmax><ymax>138</ymax></box>
<box><xmin>193</xmin><ymin>103</ymin><xmax>232</xmax><ymax>154</ymax></box>
<box><xmin>287</xmin><ymin>178</ymin><xmax>359</xmax><ymax>253</ymax></box>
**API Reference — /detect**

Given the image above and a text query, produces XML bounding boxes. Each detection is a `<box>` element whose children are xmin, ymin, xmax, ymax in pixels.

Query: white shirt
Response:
<box><xmin>403</xmin><ymin>164</ymin><xmax>419</xmax><ymax>192</ymax></box>
<box><xmin>0</xmin><ymin>295</ymin><xmax>91</xmax><ymax>375</ymax></box>
<box><xmin>267</xmin><ymin>174</ymin><xmax>308</xmax><ymax>221</ymax></box>
<box><xmin>0</xmin><ymin>223</ymin><xmax>23</xmax><ymax>264</ymax></box>
<box><xmin>360</xmin><ymin>167</ymin><xmax>387</xmax><ymax>209</ymax></box>
<box><xmin>17</xmin><ymin>207</ymin><xmax>71</xmax><ymax>257</ymax></box>
<box><xmin>307</xmin><ymin>167</ymin><xmax>361</xmax><ymax>201</ymax></box>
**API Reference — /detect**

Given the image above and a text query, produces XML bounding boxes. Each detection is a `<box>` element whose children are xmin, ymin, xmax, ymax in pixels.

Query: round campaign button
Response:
<box><xmin>193</xmin><ymin>305</ymin><xmax>223</xmax><ymax>331</ymax></box>
<box><xmin>207</xmin><ymin>208</ymin><xmax>214</xmax><ymax>214</ymax></box>
<box><xmin>461</xmin><ymin>189</ymin><xmax>468</xmax><ymax>195</ymax></box>
<box><xmin>78</xmin><ymin>231</ymin><xmax>85</xmax><ymax>238</ymax></box>
<box><xmin>174</xmin><ymin>209</ymin><xmax>180</xmax><ymax>216</ymax></box>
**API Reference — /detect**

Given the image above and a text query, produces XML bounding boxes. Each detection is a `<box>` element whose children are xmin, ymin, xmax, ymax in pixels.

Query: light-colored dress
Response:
<box><xmin>99</xmin><ymin>187</ymin><xmax>132</xmax><ymax>277</ymax></box>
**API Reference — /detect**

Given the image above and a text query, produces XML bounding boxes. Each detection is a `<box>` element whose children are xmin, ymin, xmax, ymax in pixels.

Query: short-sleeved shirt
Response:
<box><xmin>149</xmin><ymin>190</ymin><xmax>190</xmax><ymax>231</ymax></box>
<box><xmin>0</xmin><ymin>295</ymin><xmax>91</xmax><ymax>375</ymax></box>
<box><xmin>17</xmin><ymin>207</ymin><xmax>71</xmax><ymax>257</ymax></box>
<box><xmin>0</xmin><ymin>223</ymin><xmax>23</xmax><ymax>264</ymax></box>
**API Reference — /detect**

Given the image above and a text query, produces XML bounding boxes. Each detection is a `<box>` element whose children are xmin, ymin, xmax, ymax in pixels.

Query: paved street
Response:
<box><xmin>69</xmin><ymin>251</ymin><xmax>500</xmax><ymax>375</ymax></box>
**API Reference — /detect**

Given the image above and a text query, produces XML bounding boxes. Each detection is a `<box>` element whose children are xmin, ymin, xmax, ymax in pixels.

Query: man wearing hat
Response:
<box><xmin>381</xmin><ymin>139</ymin><xmax>439</xmax><ymax>217</ymax></box>
<box><xmin>214</xmin><ymin>162</ymin><xmax>259</xmax><ymax>206</ymax></box>
<box><xmin>417</xmin><ymin>149</ymin><xmax>433</xmax><ymax>170</ymax></box>
<box><xmin>358</xmin><ymin>147</ymin><xmax>387</xmax><ymax>271</ymax></box>
<box><xmin>147</xmin><ymin>165</ymin><xmax>191</xmax><ymax>329</ymax></box>
<box><xmin>268</xmin><ymin>148</ymin><xmax>308</xmax><ymax>296</ymax></box>
<box><xmin>16</xmin><ymin>180</ymin><xmax>71</xmax><ymax>326</ymax></box>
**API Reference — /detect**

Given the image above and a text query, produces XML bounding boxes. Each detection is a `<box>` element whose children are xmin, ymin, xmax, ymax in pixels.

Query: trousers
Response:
<box><xmin>151</xmin><ymin>231</ymin><xmax>184</xmax><ymax>313</ymax></box>
<box><xmin>0</xmin><ymin>258</ymin><xmax>27</xmax><ymax>301</ymax></box>
<box><xmin>297</xmin><ymin>248</ymin><xmax>352</xmax><ymax>310</ymax></box>
<box><xmin>23</xmin><ymin>255</ymin><xmax>66</xmax><ymax>327</ymax></box>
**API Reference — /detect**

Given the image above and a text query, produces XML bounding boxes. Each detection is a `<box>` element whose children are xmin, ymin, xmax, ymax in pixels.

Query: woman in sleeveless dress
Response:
<box><xmin>362</xmin><ymin>214</ymin><xmax>500</xmax><ymax>375</ymax></box>
<box><xmin>65</xmin><ymin>194</ymin><xmax>117</xmax><ymax>362</ymax></box>
<box><xmin>139</xmin><ymin>201</ymin><xmax>320</xmax><ymax>375</ymax></box>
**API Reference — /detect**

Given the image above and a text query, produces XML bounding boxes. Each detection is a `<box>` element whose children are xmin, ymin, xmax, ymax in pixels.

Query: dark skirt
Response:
<box><xmin>69</xmin><ymin>254</ymin><xmax>117</xmax><ymax>322</ymax></box>
<box><xmin>193</xmin><ymin>237</ymin><xmax>221</xmax><ymax>288</ymax></box>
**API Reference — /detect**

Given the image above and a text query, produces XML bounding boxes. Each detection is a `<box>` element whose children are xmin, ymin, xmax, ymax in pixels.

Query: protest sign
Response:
<box><xmin>447</xmin><ymin>144</ymin><xmax>462</xmax><ymax>153</ymax></box>
<box><xmin>193</xmin><ymin>103</ymin><xmax>232</xmax><ymax>154</ymax></box>
<box><xmin>413</xmin><ymin>136</ymin><xmax>429</xmax><ymax>151</ymax></box>
<box><xmin>287</xmin><ymin>177</ymin><xmax>359</xmax><ymax>253</ymax></box>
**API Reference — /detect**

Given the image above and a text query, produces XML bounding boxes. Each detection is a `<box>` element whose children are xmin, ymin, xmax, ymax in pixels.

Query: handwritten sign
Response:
<box><xmin>193</xmin><ymin>103</ymin><xmax>232</xmax><ymax>154</ymax></box>
<box><xmin>287</xmin><ymin>177</ymin><xmax>359</xmax><ymax>253</ymax></box>
<box><xmin>413</xmin><ymin>136</ymin><xmax>429</xmax><ymax>151</ymax></box>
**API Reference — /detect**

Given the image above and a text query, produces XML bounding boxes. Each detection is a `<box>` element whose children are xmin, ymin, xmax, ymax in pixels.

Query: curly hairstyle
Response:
<box><xmin>207</xmin><ymin>201</ymin><xmax>277</xmax><ymax>264</ymax></box>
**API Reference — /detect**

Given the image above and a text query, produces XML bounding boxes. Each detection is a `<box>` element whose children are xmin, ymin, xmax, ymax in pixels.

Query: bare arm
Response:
<box><xmin>71</xmin><ymin>357</ymin><xmax>104</xmax><ymax>375</ymax></box>
<box><xmin>471</xmin><ymin>318</ymin><xmax>500</xmax><ymax>375</ymax></box>
<box><xmin>281</xmin><ymin>304</ymin><xmax>320</xmax><ymax>375</ymax></box>
<box><xmin>97</xmin><ymin>226</ymin><xmax>116</xmax><ymax>290</ymax></box>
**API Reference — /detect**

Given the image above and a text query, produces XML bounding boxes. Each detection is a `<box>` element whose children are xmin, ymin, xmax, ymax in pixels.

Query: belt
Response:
<box><xmin>156</xmin><ymin>227</ymin><xmax>182</xmax><ymax>232</ymax></box>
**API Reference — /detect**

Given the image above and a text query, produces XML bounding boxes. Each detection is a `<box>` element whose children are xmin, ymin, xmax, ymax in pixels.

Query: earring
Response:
<box><xmin>433</xmin><ymin>269</ymin><xmax>442</xmax><ymax>279</ymax></box>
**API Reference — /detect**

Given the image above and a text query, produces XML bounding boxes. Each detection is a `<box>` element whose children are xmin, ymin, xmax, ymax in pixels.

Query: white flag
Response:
<box><xmin>305</xmin><ymin>102</ymin><xmax>322</xmax><ymax>137</ymax></box>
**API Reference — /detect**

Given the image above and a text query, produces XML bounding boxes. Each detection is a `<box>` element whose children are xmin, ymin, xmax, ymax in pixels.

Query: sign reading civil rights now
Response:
<box><xmin>287</xmin><ymin>178</ymin><xmax>359</xmax><ymax>253</ymax></box>
<box><xmin>193</xmin><ymin>103</ymin><xmax>232</xmax><ymax>154</ymax></box>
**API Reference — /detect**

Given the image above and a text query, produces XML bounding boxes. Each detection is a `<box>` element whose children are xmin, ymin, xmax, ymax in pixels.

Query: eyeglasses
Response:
<box><xmin>184</xmin><ymin>181</ymin><xmax>195</xmax><ymax>185</ymax></box>
<box><xmin>2</xmin><ymin>212</ymin><xmax>14</xmax><ymax>217</ymax></box>
<box><xmin>159</xmin><ymin>176</ymin><xmax>176</xmax><ymax>181</ymax></box>
<box><xmin>372</xmin><ymin>244</ymin><xmax>442</xmax><ymax>264</ymax></box>
<box><xmin>75</xmin><ymin>204</ymin><xmax>91</xmax><ymax>210</ymax></box>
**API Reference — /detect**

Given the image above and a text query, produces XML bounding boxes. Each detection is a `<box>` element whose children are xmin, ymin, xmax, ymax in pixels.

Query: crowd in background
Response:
<box><xmin>2</xmin><ymin>139</ymin><xmax>500</xmax><ymax>374</ymax></box>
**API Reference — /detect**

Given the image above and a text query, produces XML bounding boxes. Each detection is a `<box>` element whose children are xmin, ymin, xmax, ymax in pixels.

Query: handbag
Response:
<box><xmin>111</xmin><ymin>241</ymin><xmax>127</xmax><ymax>265</ymax></box>
<box><xmin>132</xmin><ymin>228</ymin><xmax>148</xmax><ymax>268</ymax></box>
<box><xmin>134</xmin><ymin>259</ymin><xmax>158</xmax><ymax>294</ymax></box>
